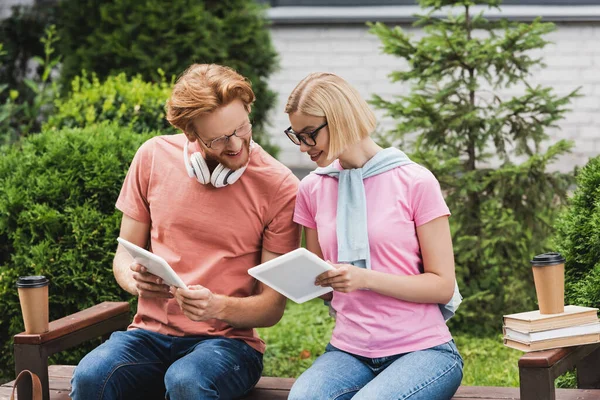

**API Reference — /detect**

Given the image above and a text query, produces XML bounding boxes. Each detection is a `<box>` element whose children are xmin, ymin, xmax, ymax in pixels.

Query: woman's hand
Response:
<box><xmin>315</xmin><ymin>262</ymin><xmax>367</xmax><ymax>293</ymax></box>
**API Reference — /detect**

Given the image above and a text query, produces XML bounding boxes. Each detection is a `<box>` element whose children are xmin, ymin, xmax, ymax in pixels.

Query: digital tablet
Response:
<box><xmin>248</xmin><ymin>248</ymin><xmax>334</xmax><ymax>303</ymax></box>
<box><xmin>117</xmin><ymin>237</ymin><xmax>187</xmax><ymax>289</ymax></box>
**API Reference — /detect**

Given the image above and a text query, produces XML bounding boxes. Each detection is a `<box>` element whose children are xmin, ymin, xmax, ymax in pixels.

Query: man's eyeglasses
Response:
<box><xmin>198</xmin><ymin>122</ymin><xmax>252</xmax><ymax>151</ymax></box>
<box><xmin>284</xmin><ymin>122</ymin><xmax>328</xmax><ymax>147</ymax></box>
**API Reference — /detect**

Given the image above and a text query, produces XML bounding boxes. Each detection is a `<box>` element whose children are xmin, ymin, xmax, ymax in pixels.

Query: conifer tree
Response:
<box><xmin>370</xmin><ymin>0</ymin><xmax>577</xmax><ymax>332</ymax></box>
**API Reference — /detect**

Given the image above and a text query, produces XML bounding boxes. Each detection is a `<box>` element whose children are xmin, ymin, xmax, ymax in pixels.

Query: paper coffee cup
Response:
<box><xmin>16</xmin><ymin>276</ymin><xmax>49</xmax><ymax>334</ymax></box>
<box><xmin>531</xmin><ymin>253</ymin><xmax>565</xmax><ymax>314</ymax></box>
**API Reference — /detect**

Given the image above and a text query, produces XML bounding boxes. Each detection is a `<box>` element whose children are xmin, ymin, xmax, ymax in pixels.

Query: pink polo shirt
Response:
<box><xmin>294</xmin><ymin>160</ymin><xmax>452</xmax><ymax>358</ymax></box>
<box><xmin>116</xmin><ymin>134</ymin><xmax>300</xmax><ymax>353</ymax></box>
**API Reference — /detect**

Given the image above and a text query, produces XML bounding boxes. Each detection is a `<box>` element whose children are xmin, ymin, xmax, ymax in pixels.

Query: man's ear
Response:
<box><xmin>183</xmin><ymin>131</ymin><xmax>207</xmax><ymax>157</ymax></box>
<box><xmin>183</xmin><ymin>130</ymin><xmax>197</xmax><ymax>143</ymax></box>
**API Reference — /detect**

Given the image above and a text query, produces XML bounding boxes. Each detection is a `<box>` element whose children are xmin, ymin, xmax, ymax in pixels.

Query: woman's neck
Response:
<box><xmin>338</xmin><ymin>137</ymin><xmax>383</xmax><ymax>169</ymax></box>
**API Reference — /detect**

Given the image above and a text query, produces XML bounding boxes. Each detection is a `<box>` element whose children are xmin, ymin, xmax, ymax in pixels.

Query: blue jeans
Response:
<box><xmin>70</xmin><ymin>329</ymin><xmax>263</xmax><ymax>400</ymax></box>
<box><xmin>289</xmin><ymin>340</ymin><xmax>463</xmax><ymax>400</ymax></box>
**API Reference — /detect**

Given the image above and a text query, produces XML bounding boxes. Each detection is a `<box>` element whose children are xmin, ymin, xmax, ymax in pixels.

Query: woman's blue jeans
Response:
<box><xmin>70</xmin><ymin>329</ymin><xmax>263</xmax><ymax>400</ymax></box>
<box><xmin>289</xmin><ymin>340</ymin><xmax>463</xmax><ymax>400</ymax></box>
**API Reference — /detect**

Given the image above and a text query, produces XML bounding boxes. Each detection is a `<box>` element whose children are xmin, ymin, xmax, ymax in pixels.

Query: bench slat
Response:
<box><xmin>250</xmin><ymin>376</ymin><xmax>295</xmax><ymax>390</ymax></box>
<box><xmin>2</xmin><ymin>365</ymin><xmax>600</xmax><ymax>400</ymax></box>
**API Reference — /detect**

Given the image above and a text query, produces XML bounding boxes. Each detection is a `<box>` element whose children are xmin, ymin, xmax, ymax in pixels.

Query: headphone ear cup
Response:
<box><xmin>190</xmin><ymin>152</ymin><xmax>210</xmax><ymax>184</ymax></box>
<box><xmin>211</xmin><ymin>164</ymin><xmax>232</xmax><ymax>188</ymax></box>
<box><xmin>224</xmin><ymin>165</ymin><xmax>247</xmax><ymax>186</ymax></box>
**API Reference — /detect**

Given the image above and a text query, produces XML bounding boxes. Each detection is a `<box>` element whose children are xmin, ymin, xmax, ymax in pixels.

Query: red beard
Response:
<box><xmin>205</xmin><ymin>137</ymin><xmax>251</xmax><ymax>171</ymax></box>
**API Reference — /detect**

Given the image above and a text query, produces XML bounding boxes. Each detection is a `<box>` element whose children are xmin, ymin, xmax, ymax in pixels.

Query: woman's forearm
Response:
<box><xmin>361</xmin><ymin>269</ymin><xmax>454</xmax><ymax>304</ymax></box>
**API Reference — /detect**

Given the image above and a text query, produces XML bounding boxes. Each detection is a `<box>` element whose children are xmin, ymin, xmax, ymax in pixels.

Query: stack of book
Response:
<box><xmin>503</xmin><ymin>305</ymin><xmax>600</xmax><ymax>352</ymax></box>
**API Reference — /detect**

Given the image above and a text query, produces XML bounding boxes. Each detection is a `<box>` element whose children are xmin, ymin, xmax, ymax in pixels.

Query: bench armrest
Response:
<box><xmin>518</xmin><ymin>343</ymin><xmax>600</xmax><ymax>400</ymax></box>
<box><xmin>13</xmin><ymin>301</ymin><xmax>130</xmax><ymax>400</ymax></box>
<box><xmin>14</xmin><ymin>301</ymin><xmax>130</xmax><ymax>346</ymax></box>
<box><xmin>519</xmin><ymin>343</ymin><xmax>600</xmax><ymax>374</ymax></box>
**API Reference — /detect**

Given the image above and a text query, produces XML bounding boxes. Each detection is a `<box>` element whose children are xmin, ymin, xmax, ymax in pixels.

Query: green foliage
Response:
<box><xmin>454</xmin><ymin>334</ymin><xmax>520</xmax><ymax>387</ymax></box>
<box><xmin>258</xmin><ymin>299</ymin><xmax>335</xmax><ymax>377</ymax></box>
<box><xmin>555</xmin><ymin>156</ymin><xmax>600</xmax><ymax>310</ymax></box>
<box><xmin>0</xmin><ymin>44</ymin><xmax>22</xmax><ymax>145</ymax></box>
<box><xmin>0</xmin><ymin>24</ymin><xmax>61</xmax><ymax>145</ymax></box>
<box><xmin>0</xmin><ymin>4</ymin><xmax>57</xmax><ymax>97</ymax></box>
<box><xmin>0</xmin><ymin>124</ymin><xmax>154</xmax><ymax>382</ymax></box>
<box><xmin>370</xmin><ymin>0</ymin><xmax>576</xmax><ymax>334</ymax></box>
<box><xmin>57</xmin><ymin>0</ymin><xmax>279</xmax><ymax>155</ymax></box>
<box><xmin>45</xmin><ymin>72</ymin><xmax>176</xmax><ymax>134</ymax></box>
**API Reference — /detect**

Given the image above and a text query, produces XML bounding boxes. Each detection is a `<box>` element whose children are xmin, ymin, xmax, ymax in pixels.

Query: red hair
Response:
<box><xmin>166</xmin><ymin>64</ymin><xmax>255</xmax><ymax>133</ymax></box>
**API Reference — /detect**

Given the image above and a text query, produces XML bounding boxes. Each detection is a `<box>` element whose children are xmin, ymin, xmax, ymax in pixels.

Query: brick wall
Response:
<box><xmin>267</xmin><ymin>23</ymin><xmax>600</xmax><ymax>172</ymax></box>
<box><xmin>0</xmin><ymin>0</ymin><xmax>33</xmax><ymax>18</ymax></box>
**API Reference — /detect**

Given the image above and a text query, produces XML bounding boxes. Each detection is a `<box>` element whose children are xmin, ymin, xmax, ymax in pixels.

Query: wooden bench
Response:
<box><xmin>2</xmin><ymin>302</ymin><xmax>599</xmax><ymax>400</ymax></box>
<box><xmin>519</xmin><ymin>342</ymin><xmax>600</xmax><ymax>400</ymax></box>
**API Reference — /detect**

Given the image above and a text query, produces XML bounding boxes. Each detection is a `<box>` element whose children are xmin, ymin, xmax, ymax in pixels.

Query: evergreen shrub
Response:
<box><xmin>555</xmin><ymin>156</ymin><xmax>600</xmax><ymax>309</ymax></box>
<box><xmin>0</xmin><ymin>124</ymin><xmax>154</xmax><ymax>382</ymax></box>
<box><xmin>45</xmin><ymin>72</ymin><xmax>175</xmax><ymax>134</ymax></box>
<box><xmin>370</xmin><ymin>0</ymin><xmax>576</xmax><ymax>333</ymax></box>
<box><xmin>57</xmin><ymin>0</ymin><xmax>278</xmax><ymax>155</ymax></box>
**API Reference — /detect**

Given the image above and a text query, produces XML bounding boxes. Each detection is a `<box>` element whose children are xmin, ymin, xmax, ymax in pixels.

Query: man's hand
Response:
<box><xmin>174</xmin><ymin>285</ymin><xmax>226</xmax><ymax>322</ymax></box>
<box><xmin>315</xmin><ymin>262</ymin><xmax>367</xmax><ymax>293</ymax></box>
<box><xmin>130</xmin><ymin>263</ymin><xmax>173</xmax><ymax>298</ymax></box>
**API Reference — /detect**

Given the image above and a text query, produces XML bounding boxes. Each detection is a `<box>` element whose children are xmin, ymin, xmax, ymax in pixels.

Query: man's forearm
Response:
<box><xmin>215</xmin><ymin>291</ymin><xmax>286</xmax><ymax>329</ymax></box>
<box><xmin>113</xmin><ymin>247</ymin><xmax>137</xmax><ymax>295</ymax></box>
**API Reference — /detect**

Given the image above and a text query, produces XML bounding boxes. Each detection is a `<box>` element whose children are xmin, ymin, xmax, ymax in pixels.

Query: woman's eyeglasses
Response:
<box><xmin>284</xmin><ymin>122</ymin><xmax>328</xmax><ymax>147</ymax></box>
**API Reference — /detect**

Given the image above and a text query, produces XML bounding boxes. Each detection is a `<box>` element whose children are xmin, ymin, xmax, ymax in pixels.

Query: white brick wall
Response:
<box><xmin>0</xmin><ymin>0</ymin><xmax>33</xmax><ymax>19</ymax></box>
<box><xmin>267</xmin><ymin>23</ymin><xmax>600</xmax><ymax>172</ymax></box>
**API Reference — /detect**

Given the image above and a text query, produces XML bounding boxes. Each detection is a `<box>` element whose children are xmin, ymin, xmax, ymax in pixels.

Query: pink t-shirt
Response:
<box><xmin>116</xmin><ymin>134</ymin><xmax>300</xmax><ymax>353</ymax></box>
<box><xmin>294</xmin><ymin>160</ymin><xmax>452</xmax><ymax>358</ymax></box>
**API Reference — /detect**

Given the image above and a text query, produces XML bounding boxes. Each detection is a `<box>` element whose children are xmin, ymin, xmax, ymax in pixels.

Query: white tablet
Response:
<box><xmin>248</xmin><ymin>248</ymin><xmax>334</xmax><ymax>304</ymax></box>
<box><xmin>117</xmin><ymin>237</ymin><xmax>187</xmax><ymax>289</ymax></box>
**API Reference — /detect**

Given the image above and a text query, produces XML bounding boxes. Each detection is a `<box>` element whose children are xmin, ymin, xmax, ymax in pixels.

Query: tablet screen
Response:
<box><xmin>248</xmin><ymin>248</ymin><xmax>333</xmax><ymax>303</ymax></box>
<box><xmin>117</xmin><ymin>237</ymin><xmax>187</xmax><ymax>288</ymax></box>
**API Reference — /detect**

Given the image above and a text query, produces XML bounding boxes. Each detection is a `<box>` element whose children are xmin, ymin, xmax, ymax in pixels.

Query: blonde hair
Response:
<box><xmin>166</xmin><ymin>64</ymin><xmax>255</xmax><ymax>134</ymax></box>
<box><xmin>285</xmin><ymin>73</ymin><xmax>376</xmax><ymax>159</ymax></box>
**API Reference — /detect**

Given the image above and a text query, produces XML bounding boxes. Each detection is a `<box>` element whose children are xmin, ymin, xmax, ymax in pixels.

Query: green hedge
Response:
<box><xmin>56</xmin><ymin>0</ymin><xmax>278</xmax><ymax>154</ymax></box>
<box><xmin>555</xmin><ymin>156</ymin><xmax>600</xmax><ymax>309</ymax></box>
<box><xmin>44</xmin><ymin>71</ymin><xmax>280</xmax><ymax>156</ymax></box>
<box><xmin>0</xmin><ymin>124</ymin><xmax>154</xmax><ymax>382</ymax></box>
<box><xmin>44</xmin><ymin>72</ymin><xmax>175</xmax><ymax>134</ymax></box>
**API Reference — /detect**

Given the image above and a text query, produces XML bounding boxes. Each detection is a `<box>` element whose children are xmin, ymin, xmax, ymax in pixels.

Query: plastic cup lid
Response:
<box><xmin>531</xmin><ymin>252</ymin><xmax>565</xmax><ymax>267</ymax></box>
<box><xmin>16</xmin><ymin>276</ymin><xmax>49</xmax><ymax>288</ymax></box>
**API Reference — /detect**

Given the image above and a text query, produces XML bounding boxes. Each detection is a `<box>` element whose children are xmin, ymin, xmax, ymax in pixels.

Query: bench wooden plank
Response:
<box><xmin>13</xmin><ymin>303</ymin><xmax>130</xmax><ymax>346</ymax></box>
<box><xmin>455</xmin><ymin>386</ymin><xmax>600</xmax><ymax>399</ymax></box>
<box><xmin>519</xmin><ymin>347</ymin><xmax>572</xmax><ymax>368</ymax></box>
<box><xmin>519</xmin><ymin>344</ymin><xmax>600</xmax><ymax>369</ymax></box>
<box><xmin>2</xmin><ymin>365</ymin><xmax>600</xmax><ymax>400</ymax></box>
<box><xmin>0</xmin><ymin>385</ymin><xmax>71</xmax><ymax>400</ymax></box>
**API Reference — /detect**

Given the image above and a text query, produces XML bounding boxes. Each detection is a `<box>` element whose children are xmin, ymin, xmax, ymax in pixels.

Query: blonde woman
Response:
<box><xmin>285</xmin><ymin>73</ymin><xmax>463</xmax><ymax>400</ymax></box>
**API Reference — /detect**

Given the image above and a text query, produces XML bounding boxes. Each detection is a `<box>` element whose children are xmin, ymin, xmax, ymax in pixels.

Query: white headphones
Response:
<box><xmin>182</xmin><ymin>140</ymin><xmax>252</xmax><ymax>188</ymax></box>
